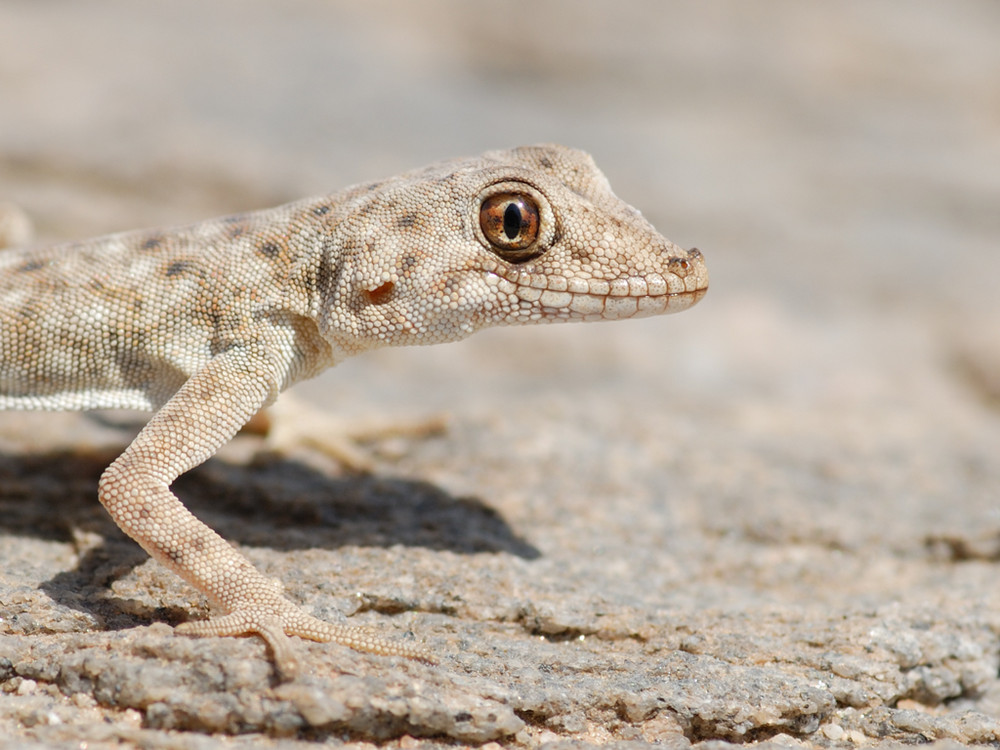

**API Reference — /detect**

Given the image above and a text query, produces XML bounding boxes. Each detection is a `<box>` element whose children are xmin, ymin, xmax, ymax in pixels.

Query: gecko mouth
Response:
<box><xmin>531</xmin><ymin>284</ymin><xmax>707</xmax><ymax>321</ymax></box>
<box><xmin>485</xmin><ymin>248</ymin><xmax>709</xmax><ymax>322</ymax></box>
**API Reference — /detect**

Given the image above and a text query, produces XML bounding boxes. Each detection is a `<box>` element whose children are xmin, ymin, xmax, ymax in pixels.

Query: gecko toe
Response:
<box><xmin>175</xmin><ymin>603</ymin><xmax>435</xmax><ymax>680</ymax></box>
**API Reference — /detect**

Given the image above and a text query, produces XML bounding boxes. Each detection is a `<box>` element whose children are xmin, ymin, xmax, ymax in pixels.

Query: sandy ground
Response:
<box><xmin>1</xmin><ymin>1</ymin><xmax>1000</xmax><ymax>748</ymax></box>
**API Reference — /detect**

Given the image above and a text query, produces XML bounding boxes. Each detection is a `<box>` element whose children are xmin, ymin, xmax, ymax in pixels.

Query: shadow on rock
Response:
<box><xmin>0</xmin><ymin>447</ymin><xmax>539</xmax><ymax>629</ymax></box>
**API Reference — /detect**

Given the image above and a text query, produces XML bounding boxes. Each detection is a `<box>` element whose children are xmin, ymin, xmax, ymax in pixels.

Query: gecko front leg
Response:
<box><xmin>97</xmin><ymin>345</ymin><xmax>428</xmax><ymax>679</ymax></box>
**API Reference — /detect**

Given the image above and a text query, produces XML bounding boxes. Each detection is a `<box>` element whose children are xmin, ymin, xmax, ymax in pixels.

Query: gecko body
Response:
<box><xmin>0</xmin><ymin>144</ymin><xmax>707</xmax><ymax>675</ymax></box>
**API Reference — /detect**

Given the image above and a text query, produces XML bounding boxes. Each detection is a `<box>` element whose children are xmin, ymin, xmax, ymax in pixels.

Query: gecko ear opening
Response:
<box><xmin>363</xmin><ymin>281</ymin><xmax>395</xmax><ymax>305</ymax></box>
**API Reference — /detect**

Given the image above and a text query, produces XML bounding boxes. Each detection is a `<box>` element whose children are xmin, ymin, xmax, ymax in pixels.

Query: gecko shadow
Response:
<box><xmin>0</xmin><ymin>447</ymin><xmax>539</xmax><ymax>630</ymax></box>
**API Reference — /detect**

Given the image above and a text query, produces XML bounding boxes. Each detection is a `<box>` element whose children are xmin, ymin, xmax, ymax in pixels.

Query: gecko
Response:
<box><xmin>0</xmin><ymin>144</ymin><xmax>708</xmax><ymax>677</ymax></box>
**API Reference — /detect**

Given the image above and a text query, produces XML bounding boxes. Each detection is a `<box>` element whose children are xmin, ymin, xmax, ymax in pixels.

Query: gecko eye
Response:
<box><xmin>479</xmin><ymin>192</ymin><xmax>543</xmax><ymax>262</ymax></box>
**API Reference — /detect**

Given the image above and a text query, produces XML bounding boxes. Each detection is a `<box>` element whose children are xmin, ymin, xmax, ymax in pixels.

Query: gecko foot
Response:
<box><xmin>248</xmin><ymin>394</ymin><xmax>448</xmax><ymax>473</ymax></box>
<box><xmin>175</xmin><ymin>601</ymin><xmax>435</xmax><ymax>680</ymax></box>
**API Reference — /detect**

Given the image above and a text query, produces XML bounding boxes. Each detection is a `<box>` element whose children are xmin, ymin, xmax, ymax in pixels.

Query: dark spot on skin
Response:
<box><xmin>17</xmin><ymin>302</ymin><xmax>43</xmax><ymax>321</ymax></box>
<box><xmin>17</xmin><ymin>260</ymin><xmax>44</xmax><ymax>273</ymax></box>
<box><xmin>454</xmin><ymin>712</ymin><xmax>473</xmax><ymax>723</ymax></box>
<box><xmin>166</xmin><ymin>261</ymin><xmax>193</xmax><ymax>277</ymax></box>
<box><xmin>165</xmin><ymin>548</ymin><xmax>183</xmax><ymax>565</ymax></box>
<box><xmin>227</xmin><ymin>224</ymin><xmax>246</xmax><ymax>240</ymax></box>
<box><xmin>538</xmin><ymin>156</ymin><xmax>553</xmax><ymax>169</ymax></box>
<box><xmin>397</xmin><ymin>213</ymin><xmax>417</xmax><ymax>228</ymax></box>
<box><xmin>401</xmin><ymin>255</ymin><xmax>417</xmax><ymax>270</ymax></box>
<box><xmin>258</xmin><ymin>242</ymin><xmax>280</xmax><ymax>259</ymax></box>
<box><xmin>316</xmin><ymin>252</ymin><xmax>334</xmax><ymax>293</ymax></box>
<box><xmin>142</xmin><ymin>237</ymin><xmax>161</xmax><ymax>251</ymax></box>
<box><xmin>313</xmin><ymin>204</ymin><xmax>331</xmax><ymax>216</ymax></box>
<box><xmin>569</xmin><ymin>237</ymin><xmax>592</xmax><ymax>262</ymax></box>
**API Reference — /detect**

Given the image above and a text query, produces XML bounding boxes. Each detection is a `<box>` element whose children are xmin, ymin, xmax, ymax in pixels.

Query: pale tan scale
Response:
<box><xmin>0</xmin><ymin>144</ymin><xmax>707</xmax><ymax>679</ymax></box>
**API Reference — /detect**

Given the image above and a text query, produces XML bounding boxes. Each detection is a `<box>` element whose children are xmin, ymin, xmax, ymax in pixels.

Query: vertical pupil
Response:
<box><xmin>503</xmin><ymin>202</ymin><xmax>522</xmax><ymax>240</ymax></box>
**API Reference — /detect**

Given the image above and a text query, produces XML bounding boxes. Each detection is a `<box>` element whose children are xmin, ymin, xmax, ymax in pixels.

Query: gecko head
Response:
<box><xmin>319</xmin><ymin>144</ymin><xmax>707</xmax><ymax>351</ymax></box>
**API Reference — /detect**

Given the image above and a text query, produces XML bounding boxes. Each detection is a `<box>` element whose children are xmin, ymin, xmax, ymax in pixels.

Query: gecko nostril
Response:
<box><xmin>669</xmin><ymin>257</ymin><xmax>691</xmax><ymax>277</ymax></box>
<box><xmin>364</xmin><ymin>281</ymin><xmax>395</xmax><ymax>305</ymax></box>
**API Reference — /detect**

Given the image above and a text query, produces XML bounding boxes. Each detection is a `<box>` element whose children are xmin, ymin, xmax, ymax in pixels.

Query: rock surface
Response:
<box><xmin>1</xmin><ymin>1</ymin><xmax>999</xmax><ymax>747</ymax></box>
